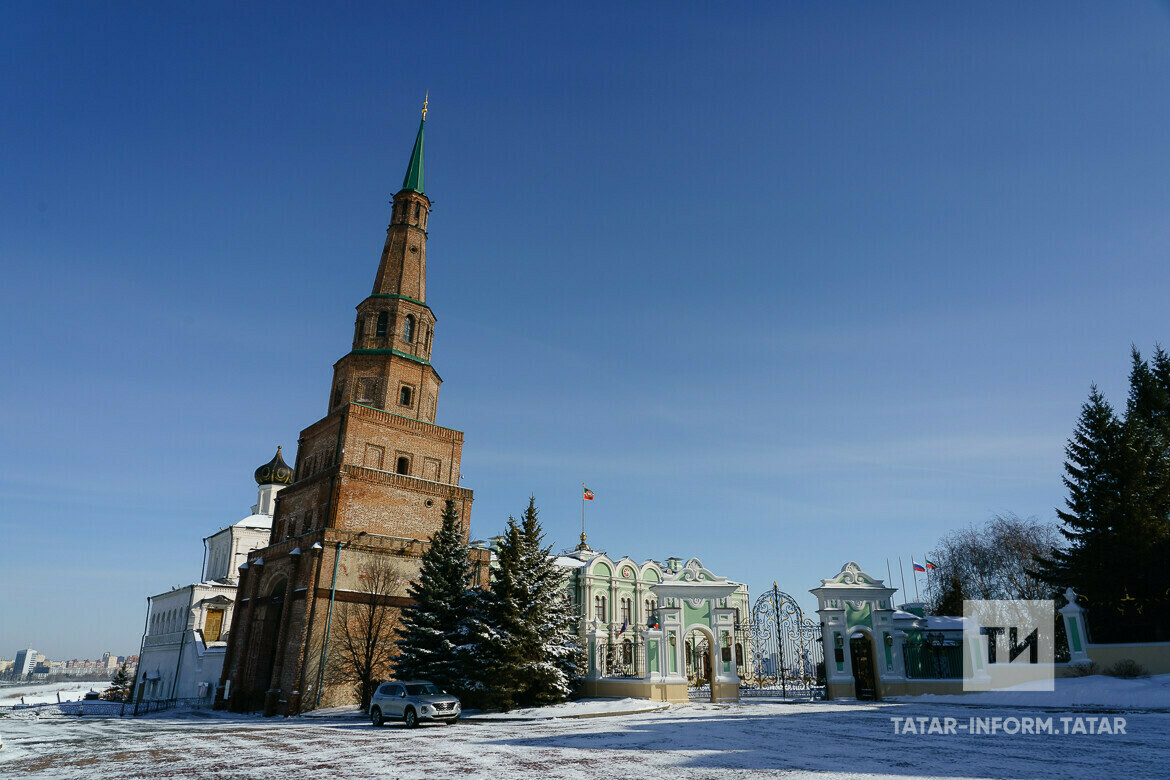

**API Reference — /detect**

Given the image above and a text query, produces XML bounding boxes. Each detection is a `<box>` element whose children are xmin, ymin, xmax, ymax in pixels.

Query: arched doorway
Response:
<box><xmin>849</xmin><ymin>632</ymin><xmax>877</xmax><ymax>700</ymax></box>
<box><xmin>685</xmin><ymin>628</ymin><xmax>716</xmax><ymax>701</ymax></box>
<box><xmin>246</xmin><ymin>577</ymin><xmax>287</xmax><ymax>711</ymax></box>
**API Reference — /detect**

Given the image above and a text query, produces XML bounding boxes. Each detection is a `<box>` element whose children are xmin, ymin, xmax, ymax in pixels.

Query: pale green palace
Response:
<box><xmin>555</xmin><ymin>547</ymin><xmax>751</xmax><ymax>703</ymax></box>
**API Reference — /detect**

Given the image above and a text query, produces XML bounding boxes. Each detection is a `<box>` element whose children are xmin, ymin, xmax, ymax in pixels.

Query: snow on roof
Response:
<box><xmin>553</xmin><ymin>556</ymin><xmax>588</xmax><ymax>568</ymax></box>
<box><xmin>926</xmin><ymin>616</ymin><xmax>968</xmax><ymax>631</ymax></box>
<box><xmin>233</xmin><ymin>513</ymin><xmax>273</xmax><ymax>529</ymax></box>
<box><xmin>892</xmin><ymin>609</ymin><xmax>922</xmax><ymax>621</ymax></box>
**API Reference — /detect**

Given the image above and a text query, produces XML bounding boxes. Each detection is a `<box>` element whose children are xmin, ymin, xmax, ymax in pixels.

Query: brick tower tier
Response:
<box><xmin>216</xmin><ymin>105</ymin><xmax>490</xmax><ymax>717</ymax></box>
<box><xmin>271</xmin><ymin>175</ymin><xmax>471</xmax><ymax>543</ymax></box>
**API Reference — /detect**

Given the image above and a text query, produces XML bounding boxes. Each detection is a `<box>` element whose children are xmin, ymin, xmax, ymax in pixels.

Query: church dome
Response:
<box><xmin>254</xmin><ymin>446</ymin><xmax>294</xmax><ymax>486</ymax></box>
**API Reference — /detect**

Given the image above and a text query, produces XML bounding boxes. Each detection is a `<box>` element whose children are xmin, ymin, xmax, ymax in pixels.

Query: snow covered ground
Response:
<box><xmin>0</xmin><ymin>682</ymin><xmax>111</xmax><ymax>707</ymax></box>
<box><xmin>468</xmin><ymin>696</ymin><xmax>668</xmax><ymax>720</ymax></box>
<box><xmin>2</xmin><ymin>695</ymin><xmax>1168</xmax><ymax>778</ymax></box>
<box><xmin>892</xmin><ymin>673</ymin><xmax>1170</xmax><ymax>711</ymax></box>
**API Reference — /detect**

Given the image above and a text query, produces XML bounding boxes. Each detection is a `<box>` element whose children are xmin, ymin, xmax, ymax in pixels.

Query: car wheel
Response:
<box><xmin>404</xmin><ymin>708</ymin><xmax>418</xmax><ymax>729</ymax></box>
<box><xmin>371</xmin><ymin>707</ymin><xmax>385</xmax><ymax>727</ymax></box>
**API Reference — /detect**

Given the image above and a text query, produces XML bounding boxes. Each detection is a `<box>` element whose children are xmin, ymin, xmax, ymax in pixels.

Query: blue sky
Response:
<box><xmin>2</xmin><ymin>2</ymin><xmax>1169</xmax><ymax>659</ymax></box>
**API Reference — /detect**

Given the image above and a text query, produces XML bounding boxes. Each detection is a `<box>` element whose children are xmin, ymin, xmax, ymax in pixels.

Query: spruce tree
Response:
<box><xmin>514</xmin><ymin>497</ymin><xmax>583</xmax><ymax>707</ymax></box>
<box><xmin>933</xmin><ymin>572</ymin><xmax>965</xmax><ymax>618</ymax></box>
<box><xmin>476</xmin><ymin>497</ymin><xmax>582</xmax><ymax>710</ymax></box>
<box><xmin>1037</xmin><ymin>353</ymin><xmax>1170</xmax><ymax>642</ymax></box>
<box><xmin>1127</xmin><ymin>346</ymin><xmax>1170</xmax><ymax>440</ymax></box>
<box><xmin>393</xmin><ymin>500</ymin><xmax>476</xmax><ymax>694</ymax></box>
<box><xmin>1034</xmin><ymin>387</ymin><xmax>1123</xmax><ymax>618</ymax></box>
<box><xmin>105</xmin><ymin>662</ymin><xmax>132</xmax><ymax>701</ymax></box>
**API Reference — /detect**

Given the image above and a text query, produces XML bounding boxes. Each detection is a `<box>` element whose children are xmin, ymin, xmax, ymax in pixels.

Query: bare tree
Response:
<box><xmin>927</xmin><ymin>513</ymin><xmax>1064</xmax><ymax>614</ymax></box>
<box><xmin>327</xmin><ymin>557</ymin><xmax>408</xmax><ymax>712</ymax></box>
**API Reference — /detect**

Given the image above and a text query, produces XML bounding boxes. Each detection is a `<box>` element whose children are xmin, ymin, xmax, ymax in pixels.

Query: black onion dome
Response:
<box><xmin>255</xmin><ymin>446</ymin><xmax>294</xmax><ymax>486</ymax></box>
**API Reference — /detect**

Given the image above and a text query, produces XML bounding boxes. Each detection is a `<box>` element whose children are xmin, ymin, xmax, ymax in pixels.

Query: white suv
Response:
<box><xmin>370</xmin><ymin>681</ymin><xmax>461</xmax><ymax>728</ymax></box>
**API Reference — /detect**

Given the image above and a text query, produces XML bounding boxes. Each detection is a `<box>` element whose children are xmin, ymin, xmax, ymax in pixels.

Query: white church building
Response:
<box><xmin>134</xmin><ymin>448</ymin><xmax>292</xmax><ymax>703</ymax></box>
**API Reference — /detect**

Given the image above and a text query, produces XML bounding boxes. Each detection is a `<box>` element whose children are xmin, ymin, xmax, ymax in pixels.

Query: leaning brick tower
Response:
<box><xmin>271</xmin><ymin>96</ymin><xmax>473</xmax><ymax>542</ymax></box>
<box><xmin>218</xmin><ymin>101</ymin><xmax>488</xmax><ymax>716</ymax></box>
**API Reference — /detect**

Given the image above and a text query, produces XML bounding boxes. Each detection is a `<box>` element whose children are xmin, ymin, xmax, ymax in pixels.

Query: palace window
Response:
<box><xmin>396</xmin><ymin>456</ymin><xmax>410</xmax><ymax>475</ymax></box>
<box><xmin>645</xmin><ymin>599</ymin><xmax>657</xmax><ymax>625</ymax></box>
<box><xmin>594</xmin><ymin>594</ymin><xmax>606</xmax><ymax>622</ymax></box>
<box><xmin>403</xmin><ymin>314</ymin><xmax>416</xmax><ymax>343</ymax></box>
<box><xmin>620</xmin><ymin>598</ymin><xmax>632</xmax><ymax>625</ymax></box>
<box><xmin>376</xmin><ymin>312</ymin><xmax>388</xmax><ymax>338</ymax></box>
<box><xmin>399</xmin><ymin>385</ymin><xmax>413</xmax><ymax>407</ymax></box>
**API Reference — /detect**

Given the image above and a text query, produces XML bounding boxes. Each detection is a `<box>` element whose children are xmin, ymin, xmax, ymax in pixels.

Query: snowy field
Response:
<box><xmin>2</xmin><ymin>694</ymin><xmax>1168</xmax><ymax>779</ymax></box>
<box><xmin>0</xmin><ymin>682</ymin><xmax>111</xmax><ymax>707</ymax></box>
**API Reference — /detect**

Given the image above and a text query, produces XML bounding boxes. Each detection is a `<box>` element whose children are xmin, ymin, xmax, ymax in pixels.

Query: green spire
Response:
<box><xmin>401</xmin><ymin>95</ymin><xmax>427</xmax><ymax>193</ymax></box>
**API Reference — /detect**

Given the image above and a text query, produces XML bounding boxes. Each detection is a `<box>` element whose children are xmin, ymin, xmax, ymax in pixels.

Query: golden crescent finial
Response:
<box><xmin>422</xmin><ymin>91</ymin><xmax>428</xmax><ymax>120</ymax></box>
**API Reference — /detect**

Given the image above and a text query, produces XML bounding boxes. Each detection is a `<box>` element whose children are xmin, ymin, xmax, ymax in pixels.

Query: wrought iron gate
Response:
<box><xmin>686</xmin><ymin>633</ymin><xmax>711</xmax><ymax>700</ymax></box>
<box><xmin>741</xmin><ymin>584</ymin><xmax>825</xmax><ymax>699</ymax></box>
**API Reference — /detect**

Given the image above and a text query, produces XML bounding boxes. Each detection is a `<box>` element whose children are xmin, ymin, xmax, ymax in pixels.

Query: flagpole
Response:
<box><xmin>581</xmin><ymin>481</ymin><xmax>585</xmax><ymax>544</ymax></box>
<box><xmin>886</xmin><ymin>557</ymin><xmax>895</xmax><ymax>598</ymax></box>
<box><xmin>898</xmin><ymin>556</ymin><xmax>908</xmax><ymax>608</ymax></box>
<box><xmin>912</xmin><ymin>559</ymin><xmax>921</xmax><ymax>601</ymax></box>
<box><xmin>923</xmin><ymin>553</ymin><xmax>931</xmax><ymax>609</ymax></box>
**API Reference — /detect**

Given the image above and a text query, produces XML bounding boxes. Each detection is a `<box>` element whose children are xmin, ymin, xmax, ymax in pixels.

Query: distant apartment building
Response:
<box><xmin>12</xmin><ymin>648</ymin><xmax>37</xmax><ymax>679</ymax></box>
<box><xmin>14</xmin><ymin>648</ymin><xmax>36</xmax><ymax>678</ymax></box>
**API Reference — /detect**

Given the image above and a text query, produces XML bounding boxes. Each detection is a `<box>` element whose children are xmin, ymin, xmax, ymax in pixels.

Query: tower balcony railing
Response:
<box><xmin>349</xmin><ymin>403</ymin><xmax>463</xmax><ymax>441</ymax></box>
<box><xmin>340</xmin><ymin>463</ymin><xmax>473</xmax><ymax>499</ymax></box>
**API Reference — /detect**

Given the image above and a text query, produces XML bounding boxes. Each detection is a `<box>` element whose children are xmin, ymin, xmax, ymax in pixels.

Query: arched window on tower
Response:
<box><xmin>376</xmin><ymin>312</ymin><xmax>388</xmax><ymax>338</ymax></box>
<box><xmin>356</xmin><ymin>316</ymin><xmax>365</xmax><ymax>342</ymax></box>
<box><xmin>414</xmin><ymin>203</ymin><xmax>421</xmax><ymax>219</ymax></box>
<box><xmin>403</xmin><ymin>315</ymin><xmax>416</xmax><ymax>343</ymax></box>
<box><xmin>396</xmin><ymin>456</ymin><xmax>409</xmax><ymax>475</ymax></box>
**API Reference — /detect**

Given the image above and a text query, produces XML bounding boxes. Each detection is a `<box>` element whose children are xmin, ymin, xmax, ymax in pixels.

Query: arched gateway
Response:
<box><xmin>812</xmin><ymin>562</ymin><xmax>897</xmax><ymax>700</ymax></box>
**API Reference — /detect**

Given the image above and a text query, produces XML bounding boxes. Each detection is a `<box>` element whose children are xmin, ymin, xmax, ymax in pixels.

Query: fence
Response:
<box><xmin>596</xmin><ymin>639</ymin><xmax>645</xmax><ymax>678</ymax></box>
<box><xmin>903</xmin><ymin>644</ymin><xmax>963</xmax><ymax>679</ymax></box>
<box><xmin>7</xmin><ymin>696</ymin><xmax>212</xmax><ymax>718</ymax></box>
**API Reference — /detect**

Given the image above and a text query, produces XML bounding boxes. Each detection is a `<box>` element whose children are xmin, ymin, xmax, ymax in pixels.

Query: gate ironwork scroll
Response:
<box><xmin>741</xmin><ymin>583</ymin><xmax>825</xmax><ymax>699</ymax></box>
